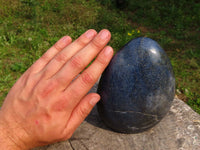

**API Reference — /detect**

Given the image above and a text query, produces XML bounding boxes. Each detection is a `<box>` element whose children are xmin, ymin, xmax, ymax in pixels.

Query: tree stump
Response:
<box><xmin>34</xmin><ymin>83</ymin><xmax>200</xmax><ymax>150</ymax></box>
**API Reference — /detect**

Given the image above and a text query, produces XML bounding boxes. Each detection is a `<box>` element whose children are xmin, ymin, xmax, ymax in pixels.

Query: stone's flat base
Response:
<box><xmin>34</xmin><ymin>83</ymin><xmax>200</xmax><ymax>150</ymax></box>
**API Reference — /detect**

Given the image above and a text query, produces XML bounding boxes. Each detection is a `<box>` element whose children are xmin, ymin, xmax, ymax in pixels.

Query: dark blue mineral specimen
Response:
<box><xmin>97</xmin><ymin>37</ymin><xmax>175</xmax><ymax>133</ymax></box>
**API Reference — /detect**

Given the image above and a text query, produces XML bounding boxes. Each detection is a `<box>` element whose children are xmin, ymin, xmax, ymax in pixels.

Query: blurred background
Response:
<box><xmin>0</xmin><ymin>0</ymin><xmax>200</xmax><ymax>113</ymax></box>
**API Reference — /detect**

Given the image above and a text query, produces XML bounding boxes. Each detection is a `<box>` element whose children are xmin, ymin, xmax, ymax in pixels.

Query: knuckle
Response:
<box><xmin>96</xmin><ymin>54</ymin><xmax>108</xmax><ymax>65</ymax></box>
<box><xmin>78</xmin><ymin>106</ymin><xmax>90</xmax><ymax>119</ymax></box>
<box><xmin>68</xmin><ymin>88</ymin><xmax>80</xmax><ymax>101</ymax></box>
<box><xmin>52</xmin><ymin>96</ymin><xmax>69</xmax><ymax>112</ymax></box>
<box><xmin>41</xmin><ymin>53</ymin><xmax>50</xmax><ymax>62</ymax></box>
<box><xmin>54</xmin><ymin>42</ymin><xmax>63</xmax><ymax>51</ymax></box>
<box><xmin>25</xmin><ymin>75</ymin><xmax>37</xmax><ymax>88</ymax></box>
<box><xmin>80</xmin><ymin>72</ymin><xmax>95</xmax><ymax>86</ymax></box>
<box><xmin>55</xmin><ymin>53</ymin><xmax>68</xmax><ymax>63</ymax></box>
<box><xmin>76</xmin><ymin>36</ymin><xmax>89</xmax><ymax>47</ymax></box>
<box><xmin>70</xmin><ymin>55</ymin><xmax>84</xmax><ymax>69</ymax></box>
<box><xmin>36</xmin><ymin>80</ymin><xmax>58</xmax><ymax>99</ymax></box>
<box><xmin>91</xmin><ymin>39</ymin><xmax>103</xmax><ymax>49</ymax></box>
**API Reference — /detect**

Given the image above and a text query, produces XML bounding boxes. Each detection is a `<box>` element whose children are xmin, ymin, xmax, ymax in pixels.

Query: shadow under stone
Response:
<box><xmin>85</xmin><ymin>105</ymin><xmax>111</xmax><ymax>131</ymax></box>
<box><xmin>85</xmin><ymin>82</ymin><xmax>112</xmax><ymax>131</ymax></box>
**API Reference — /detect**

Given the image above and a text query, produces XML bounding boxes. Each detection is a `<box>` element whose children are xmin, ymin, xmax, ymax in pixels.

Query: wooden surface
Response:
<box><xmin>34</xmin><ymin>83</ymin><xmax>200</xmax><ymax>150</ymax></box>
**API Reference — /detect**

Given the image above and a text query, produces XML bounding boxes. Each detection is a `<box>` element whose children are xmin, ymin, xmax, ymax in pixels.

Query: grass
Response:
<box><xmin>0</xmin><ymin>0</ymin><xmax>200</xmax><ymax>113</ymax></box>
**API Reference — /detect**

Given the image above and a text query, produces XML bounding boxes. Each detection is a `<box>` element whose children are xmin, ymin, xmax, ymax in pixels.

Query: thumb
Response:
<box><xmin>63</xmin><ymin>93</ymin><xmax>100</xmax><ymax>139</ymax></box>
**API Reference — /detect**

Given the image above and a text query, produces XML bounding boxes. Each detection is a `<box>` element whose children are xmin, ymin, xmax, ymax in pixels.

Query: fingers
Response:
<box><xmin>65</xmin><ymin>46</ymin><xmax>113</xmax><ymax>108</ymax></box>
<box><xmin>63</xmin><ymin>93</ymin><xmax>100</xmax><ymax>138</ymax></box>
<box><xmin>30</xmin><ymin>36</ymin><xmax>72</xmax><ymax>73</ymax></box>
<box><xmin>51</xmin><ymin>29</ymin><xmax>111</xmax><ymax>89</ymax></box>
<box><xmin>40</xmin><ymin>29</ymin><xmax>97</xmax><ymax>79</ymax></box>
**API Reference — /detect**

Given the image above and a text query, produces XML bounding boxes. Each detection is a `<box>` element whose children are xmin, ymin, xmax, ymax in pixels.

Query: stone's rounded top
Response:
<box><xmin>97</xmin><ymin>37</ymin><xmax>175</xmax><ymax>133</ymax></box>
<box><xmin>116</xmin><ymin>37</ymin><xmax>171</xmax><ymax>68</ymax></box>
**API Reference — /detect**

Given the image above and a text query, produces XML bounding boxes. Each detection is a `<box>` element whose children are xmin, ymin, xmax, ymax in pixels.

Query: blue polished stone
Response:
<box><xmin>97</xmin><ymin>37</ymin><xmax>175</xmax><ymax>133</ymax></box>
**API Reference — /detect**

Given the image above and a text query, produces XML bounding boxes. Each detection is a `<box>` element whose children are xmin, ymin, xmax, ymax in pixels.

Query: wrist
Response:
<box><xmin>0</xmin><ymin>111</ymin><xmax>28</xmax><ymax>150</ymax></box>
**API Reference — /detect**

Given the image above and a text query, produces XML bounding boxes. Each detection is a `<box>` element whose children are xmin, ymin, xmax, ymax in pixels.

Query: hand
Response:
<box><xmin>0</xmin><ymin>29</ymin><xmax>113</xmax><ymax>149</ymax></box>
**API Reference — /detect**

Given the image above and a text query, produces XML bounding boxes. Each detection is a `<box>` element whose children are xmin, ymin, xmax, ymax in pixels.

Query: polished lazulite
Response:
<box><xmin>97</xmin><ymin>37</ymin><xmax>175</xmax><ymax>133</ymax></box>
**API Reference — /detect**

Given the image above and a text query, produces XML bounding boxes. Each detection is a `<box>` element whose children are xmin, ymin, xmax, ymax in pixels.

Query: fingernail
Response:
<box><xmin>99</xmin><ymin>30</ymin><xmax>109</xmax><ymax>39</ymax></box>
<box><xmin>90</xmin><ymin>97</ymin><xmax>100</xmax><ymax>106</ymax></box>
<box><xmin>62</xmin><ymin>36</ymin><xmax>70</xmax><ymax>42</ymax></box>
<box><xmin>104</xmin><ymin>46</ymin><xmax>113</xmax><ymax>56</ymax></box>
<box><xmin>85</xmin><ymin>30</ymin><xmax>95</xmax><ymax>39</ymax></box>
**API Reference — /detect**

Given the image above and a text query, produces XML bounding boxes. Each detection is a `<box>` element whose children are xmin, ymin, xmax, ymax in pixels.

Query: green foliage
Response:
<box><xmin>0</xmin><ymin>0</ymin><xmax>200</xmax><ymax>114</ymax></box>
<box><xmin>10</xmin><ymin>62</ymin><xmax>27</xmax><ymax>73</ymax></box>
<box><xmin>187</xmin><ymin>97</ymin><xmax>200</xmax><ymax>114</ymax></box>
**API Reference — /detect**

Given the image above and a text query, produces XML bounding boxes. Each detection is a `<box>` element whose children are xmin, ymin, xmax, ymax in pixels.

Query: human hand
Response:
<box><xmin>0</xmin><ymin>29</ymin><xmax>113</xmax><ymax>150</ymax></box>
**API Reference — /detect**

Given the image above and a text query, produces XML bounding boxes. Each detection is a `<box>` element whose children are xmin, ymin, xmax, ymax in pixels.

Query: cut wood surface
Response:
<box><xmin>34</xmin><ymin>83</ymin><xmax>200</xmax><ymax>150</ymax></box>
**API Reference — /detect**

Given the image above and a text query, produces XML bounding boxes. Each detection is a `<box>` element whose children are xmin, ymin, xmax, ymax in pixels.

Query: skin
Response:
<box><xmin>0</xmin><ymin>29</ymin><xmax>113</xmax><ymax>150</ymax></box>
